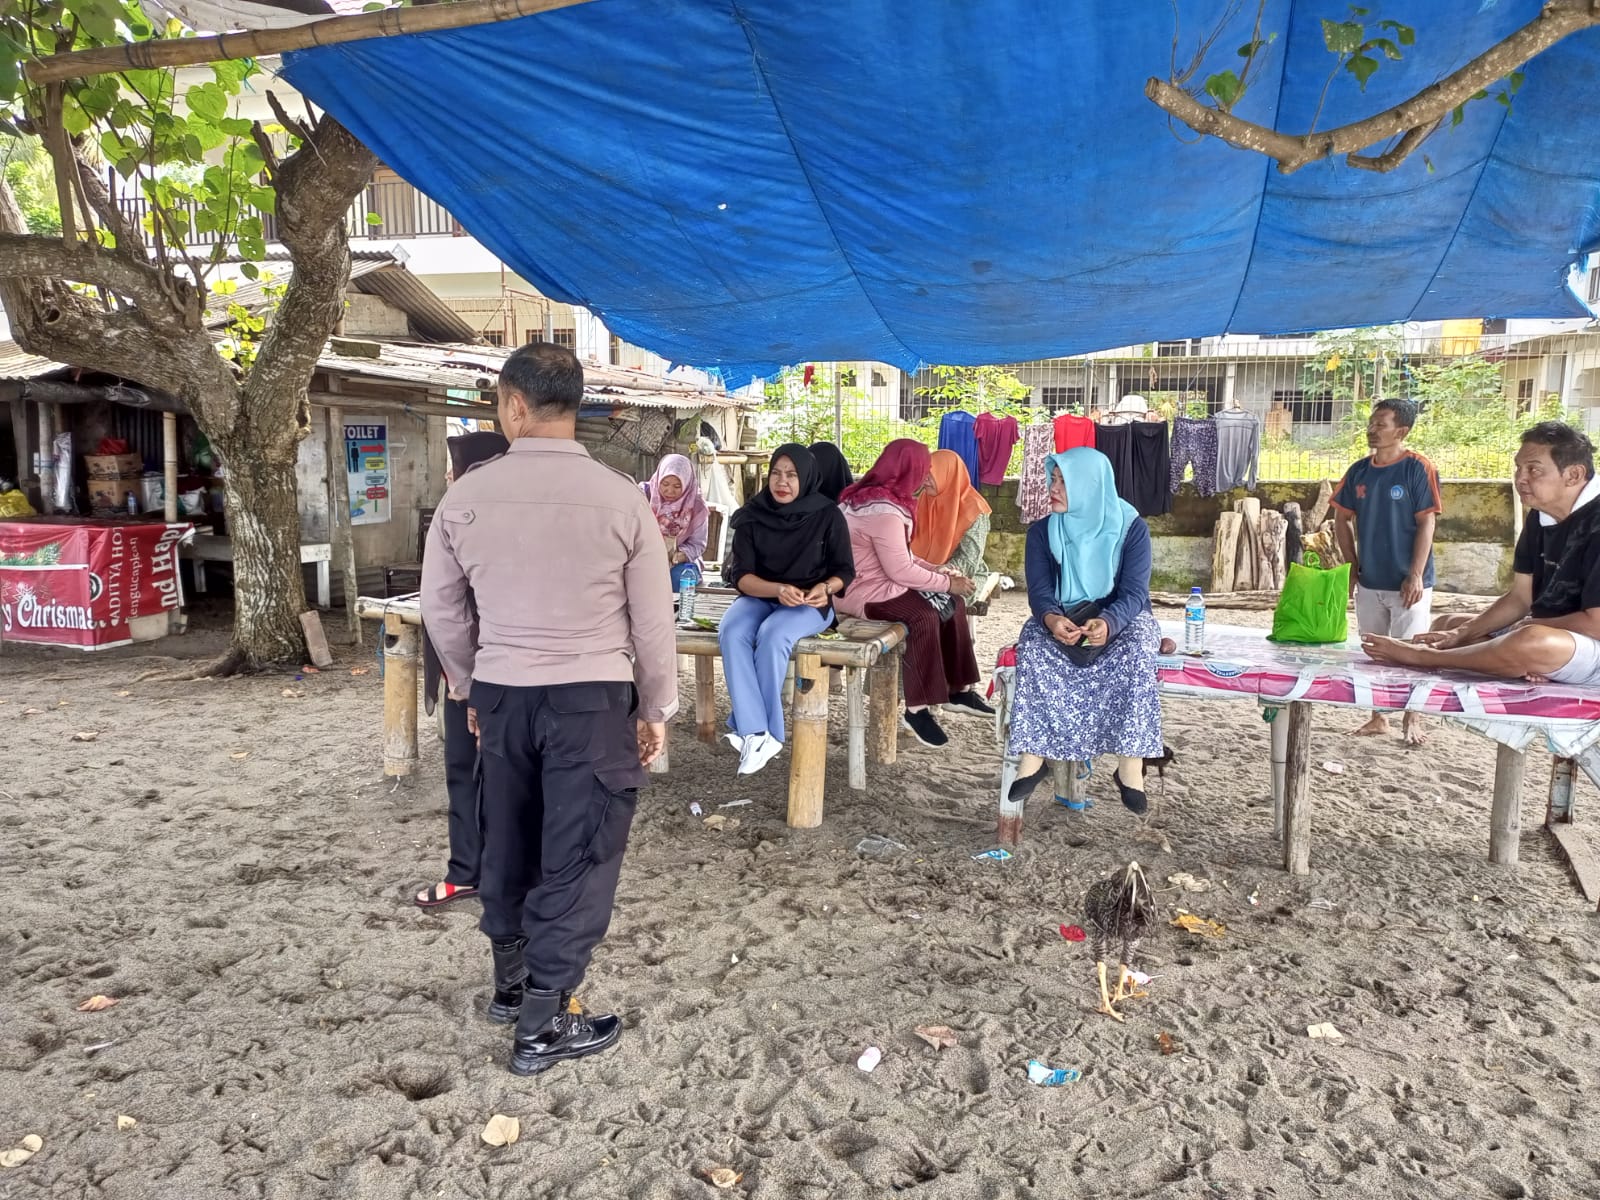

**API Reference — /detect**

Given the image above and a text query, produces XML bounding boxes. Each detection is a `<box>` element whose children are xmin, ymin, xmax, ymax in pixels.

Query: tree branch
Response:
<box><xmin>0</xmin><ymin>233</ymin><xmax>201</xmax><ymax>325</ymax></box>
<box><xmin>1147</xmin><ymin>0</ymin><xmax>1600</xmax><ymax>173</ymax></box>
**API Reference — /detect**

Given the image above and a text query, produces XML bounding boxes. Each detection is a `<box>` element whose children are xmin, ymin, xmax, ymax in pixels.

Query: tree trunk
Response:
<box><xmin>218</xmin><ymin>444</ymin><xmax>309</xmax><ymax>665</ymax></box>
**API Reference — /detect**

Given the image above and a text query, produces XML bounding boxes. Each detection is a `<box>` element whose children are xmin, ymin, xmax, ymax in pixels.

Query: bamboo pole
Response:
<box><xmin>846</xmin><ymin>666</ymin><xmax>866</xmax><ymax>791</ymax></box>
<box><xmin>868</xmin><ymin>651</ymin><xmax>901</xmax><ymax>765</ymax></box>
<box><xmin>382</xmin><ymin>612</ymin><xmax>419</xmax><ymax>777</ymax></box>
<box><xmin>26</xmin><ymin>0</ymin><xmax>600</xmax><ymax>84</ymax></box>
<box><xmin>1281</xmin><ymin>702</ymin><xmax>1313</xmax><ymax>875</ymax></box>
<box><xmin>694</xmin><ymin>656</ymin><xmax>717</xmax><ymax>743</ymax></box>
<box><xmin>162</xmin><ymin>411</ymin><xmax>179</xmax><ymax>522</ymax></box>
<box><xmin>1488</xmin><ymin>744</ymin><xmax>1525</xmax><ymax>866</ymax></box>
<box><xmin>325</xmin><ymin>401</ymin><xmax>361</xmax><ymax>641</ymax></box>
<box><xmin>786</xmin><ymin>653</ymin><xmax>827</xmax><ymax>828</ymax></box>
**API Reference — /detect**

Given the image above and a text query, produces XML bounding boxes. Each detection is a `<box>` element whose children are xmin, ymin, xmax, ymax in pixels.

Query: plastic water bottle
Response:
<box><xmin>678</xmin><ymin>579</ymin><xmax>697</xmax><ymax>624</ymax></box>
<box><xmin>1184</xmin><ymin>586</ymin><xmax>1205</xmax><ymax>654</ymax></box>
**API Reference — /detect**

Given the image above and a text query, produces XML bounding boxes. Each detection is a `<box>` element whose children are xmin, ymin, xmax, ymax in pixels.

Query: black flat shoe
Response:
<box><xmin>901</xmin><ymin>708</ymin><xmax>950</xmax><ymax>748</ymax></box>
<box><xmin>1008</xmin><ymin>760</ymin><xmax>1049</xmax><ymax>802</ymax></box>
<box><xmin>1114</xmin><ymin>766</ymin><xmax>1149</xmax><ymax>816</ymax></box>
<box><xmin>946</xmin><ymin>690</ymin><xmax>996</xmax><ymax>718</ymax></box>
<box><xmin>510</xmin><ymin>988</ymin><xmax>622</xmax><ymax>1076</ymax></box>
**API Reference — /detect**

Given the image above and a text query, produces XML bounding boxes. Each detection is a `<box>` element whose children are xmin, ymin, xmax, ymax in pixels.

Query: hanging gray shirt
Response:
<box><xmin>1214</xmin><ymin>409</ymin><xmax>1262</xmax><ymax>491</ymax></box>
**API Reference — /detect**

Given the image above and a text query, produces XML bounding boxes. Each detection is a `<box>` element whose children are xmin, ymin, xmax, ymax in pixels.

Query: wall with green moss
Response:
<box><xmin>975</xmin><ymin>479</ymin><xmax>1514</xmax><ymax>596</ymax></box>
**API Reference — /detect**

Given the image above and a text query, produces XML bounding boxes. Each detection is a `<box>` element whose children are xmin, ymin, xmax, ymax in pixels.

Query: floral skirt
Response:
<box><xmin>1007</xmin><ymin>611</ymin><xmax>1163</xmax><ymax>762</ymax></box>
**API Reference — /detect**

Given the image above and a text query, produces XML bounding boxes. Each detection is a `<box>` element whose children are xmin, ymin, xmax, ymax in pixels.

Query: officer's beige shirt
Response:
<box><xmin>421</xmin><ymin>437</ymin><xmax>679</xmax><ymax>722</ymax></box>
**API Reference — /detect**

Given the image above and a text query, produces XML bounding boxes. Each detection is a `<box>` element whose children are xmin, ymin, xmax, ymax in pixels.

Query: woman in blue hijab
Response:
<box><xmin>1006</xmin><ymin>447</ymin><xmax>1163</xmax><ymax>814</ymax></box>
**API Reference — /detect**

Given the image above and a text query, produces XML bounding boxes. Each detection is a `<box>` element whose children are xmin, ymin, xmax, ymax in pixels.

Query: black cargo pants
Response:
<box><xmin>471</xmin><ymin>679</ymin><xmax>646</xmax><ymax>990</ymax></box>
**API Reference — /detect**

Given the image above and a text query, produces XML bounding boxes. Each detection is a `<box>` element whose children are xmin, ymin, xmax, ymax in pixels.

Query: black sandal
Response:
<box><xmin>1114</xmin><ymin>767</ymin><xmax>1149</xmax><ymax>816</ymax></box>
<box><xmin>1008</xmin><ymin>760</ymin><xmax>1050</xmax><ymax>803</ymax></box>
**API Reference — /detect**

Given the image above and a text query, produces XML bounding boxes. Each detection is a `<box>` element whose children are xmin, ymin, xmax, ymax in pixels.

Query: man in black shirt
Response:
<box><xmin>1363</xmin><ymin>422</ymin><xmax>1600</xmax><ymax>686</ymax></box>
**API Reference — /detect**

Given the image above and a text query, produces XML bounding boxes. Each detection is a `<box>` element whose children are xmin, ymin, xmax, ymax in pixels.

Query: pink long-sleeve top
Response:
<box><xmin>832</xmin><ymin>502</ymin><xmax>950</xmax><ymax>617</ymax></box>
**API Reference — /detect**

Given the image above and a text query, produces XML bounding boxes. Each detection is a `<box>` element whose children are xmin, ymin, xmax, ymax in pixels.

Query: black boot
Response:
<box><xmin>486</xmin><ymin>936</ymin><xmax>528</xmax><ymax>1024</ymax></box>
<box><xmin>509</xmin><ymin>987</ymin><xmax>622</xmax><ymax>1076</ymax></box>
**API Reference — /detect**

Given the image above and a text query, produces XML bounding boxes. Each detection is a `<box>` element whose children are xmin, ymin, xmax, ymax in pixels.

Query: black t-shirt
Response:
<box><xmin>1512</xmin><ymin>493</ymin><xmax>1600</xmax><ymax>618</ymax></box>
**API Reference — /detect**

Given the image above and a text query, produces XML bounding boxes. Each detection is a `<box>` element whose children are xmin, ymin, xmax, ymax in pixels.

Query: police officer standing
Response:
<box><xmin>422</xmin><ymin>342</ymin><xmax>676</xmax><ymax>1076</ymax></box>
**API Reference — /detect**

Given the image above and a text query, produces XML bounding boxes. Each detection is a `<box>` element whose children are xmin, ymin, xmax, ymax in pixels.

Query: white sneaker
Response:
<box><xmin>738</xmin><ymin>733</ymin><xmax>784</xmax><ymax>775</ymax></box>
<box><xmin>723</xmin><ymin>732</ymin><xmax>745</xmax><ymax>754</ymax></box>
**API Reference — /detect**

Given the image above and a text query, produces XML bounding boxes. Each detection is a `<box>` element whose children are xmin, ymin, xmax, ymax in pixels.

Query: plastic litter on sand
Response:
<box><xmin>856</xmin><ymin>1046</ymin><xmax>882</xmax><ymax>1072</ymax></box>
<box><xmin>972</xmin><ymin>848</ymin><xmax>1013</xmax><ymax>861</ymax></box>
<box><xmin>1026</xmin><ymin>1059</ymin><xmax>1081</xmax><ymax>1086</ymax></box>
<box><xmin>856</xmin><ymin>835</ymin><xmax>908</xmax><ymax>857</ymax></box>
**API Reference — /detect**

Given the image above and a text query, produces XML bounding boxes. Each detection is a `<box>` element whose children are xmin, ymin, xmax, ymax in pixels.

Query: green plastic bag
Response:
<box><xmin>1269</xmin><ymin>553</ymin><xmax>1352</xmax><ymax>644</ymax></box>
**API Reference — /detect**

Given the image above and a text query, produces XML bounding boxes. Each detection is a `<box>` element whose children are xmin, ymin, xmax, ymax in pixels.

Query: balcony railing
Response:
<box><xmin>115</xmin><ymin>178</ymin><xmax>466</xmax><ymax>248</ymax></box>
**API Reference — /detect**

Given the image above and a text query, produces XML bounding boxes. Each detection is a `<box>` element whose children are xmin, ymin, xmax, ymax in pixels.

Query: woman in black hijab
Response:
<box><xmin>416</xmin><ymin>430</ymin><xmax>509</xmax><ymax>907</ymax></box>
<box><xmin>809</xmin><ymin>440</ymin><xmax>853</xmax><ymax>502</ymax></box>
<box><xmin>717</xmin><ymin>443</ymin><xmax>855</xmax><ymax>776</ymax></box>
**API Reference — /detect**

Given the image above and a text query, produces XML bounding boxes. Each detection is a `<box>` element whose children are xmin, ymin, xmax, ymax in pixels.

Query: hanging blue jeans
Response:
<box><xmin>670</xmin><ymin>562</ymin><xmax>702</xmax><ymax>592</ymax></box>
<box><xmin>717</xmin><ymin>596</ymin><xmax>831</xmax><ymax>742</ymax></box>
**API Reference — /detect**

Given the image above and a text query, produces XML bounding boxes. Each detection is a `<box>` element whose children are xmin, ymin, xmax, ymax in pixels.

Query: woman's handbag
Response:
<box><xmin>1269</xmin><ymin>552</ymin><xmax>1352</xmax><ymax>644</ymax></box>
<box><xmin>1054</xmin><ymin>599</ymin><xmax>1112</xmax><ymax>667</ymax></box>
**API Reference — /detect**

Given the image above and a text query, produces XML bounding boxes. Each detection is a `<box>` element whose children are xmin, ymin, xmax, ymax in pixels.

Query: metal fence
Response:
<box><xmin>761</xmin><ymin>331</ymin><xmax>1600</xmax><ymax>482</ymax></box>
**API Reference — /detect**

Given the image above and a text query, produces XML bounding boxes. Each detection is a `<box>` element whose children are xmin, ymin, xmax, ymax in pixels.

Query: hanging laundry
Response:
<box><xmin>1129</xmin><ymin>420</ymin><xmax>1171</xmax><ymax>517</ymax></box>
<box><xmin>1052</xmin><ymin>412</ymin><xmax>1096</xmax><ymax>452</ymax></box>
<box><xmin>937</xmin><ymin>410</ymin><xmax>981</xmax><ymax>485</ymax></box>
<box><xmin>1214</xmin><ymin>409</ymin><xmax>1262</xmax><ymax>491</ymax></box>
<box><xmin>974</xmin><ymin>412</ymin><xmax>1020</xmax><ymax>484</ymax></box>
<box><xmin>1094</xmin><ymin>422</ymin><xmax>1134</xmax><ymax>506</ymax></box>
<box><xmin>1017</xmin><ymin>422</ymin><xmax>1054</xmax><ymax>523</ymax></box>
<box><xmin>1169</xmin><ymin>416</ymin><xmax>1219</xmax><ymax>496</ymax></box>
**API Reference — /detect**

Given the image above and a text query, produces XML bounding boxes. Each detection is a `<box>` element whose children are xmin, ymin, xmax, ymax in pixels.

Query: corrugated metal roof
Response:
<box><xmin>353</xmin><ymin>268</ymin><xmax>477</xmax><ymax>344</ymax></box>
<box><xmin>0</xmin><ymin>341</ymin><xmax>69</xmax><ymax>381</ymax></box>
<box><xmin>316</xmin><ymin>341</ymin><xmax>759</xmax><ymax>410</ymax></box>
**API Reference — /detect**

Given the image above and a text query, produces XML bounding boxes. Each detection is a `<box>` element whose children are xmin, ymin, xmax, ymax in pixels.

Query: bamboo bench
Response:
<box><xmin>666</xmin><ymin>615</ymin><xmax>907</xmax><ymax>828</ymax></box>
<box><xmin>354</xmin><ymin>594</ymin><xmax>906</xmax><ymax>831</ymax></box>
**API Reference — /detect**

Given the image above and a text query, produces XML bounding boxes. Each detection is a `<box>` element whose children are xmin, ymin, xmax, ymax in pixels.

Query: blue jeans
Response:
<box><xmin>670</xmin><ymin>562</ymin><xmax>701</xmax><ymax>593</ymax></box>
<box><xmin>717</xmin><ymin>596</ymin><xmax>831</xmax><ymax>743</ymax></box>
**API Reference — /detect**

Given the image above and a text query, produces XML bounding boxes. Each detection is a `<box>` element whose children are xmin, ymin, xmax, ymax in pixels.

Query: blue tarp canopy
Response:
<box><xmin>282</xmin><ymin>1</ymin><xmax>1600</xmax><ymax>378</ymax></box>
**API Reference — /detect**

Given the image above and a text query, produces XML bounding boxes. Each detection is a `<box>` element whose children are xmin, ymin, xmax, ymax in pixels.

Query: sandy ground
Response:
<box><xmin>3</xmin><ymin>591</ymin><xmax>1600</xmax><ymax>1200</ymax></box>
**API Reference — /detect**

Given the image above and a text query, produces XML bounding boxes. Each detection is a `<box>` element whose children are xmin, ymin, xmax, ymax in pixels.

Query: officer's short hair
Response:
<box><xmin>499</xmin><ymin>342</ymin><xmax>584</xmax><ymax>415</ymax></box>
<box><xmin>1521</xmin><ymin>420</ymin><xmax>1596</xmax><ymax>480</ymax></box>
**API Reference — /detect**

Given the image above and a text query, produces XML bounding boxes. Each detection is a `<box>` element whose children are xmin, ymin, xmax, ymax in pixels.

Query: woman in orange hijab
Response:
<box><xmin>912</xmin><ymin>448</ymin><xmax>992</xmax><ymax>580</ymax></box>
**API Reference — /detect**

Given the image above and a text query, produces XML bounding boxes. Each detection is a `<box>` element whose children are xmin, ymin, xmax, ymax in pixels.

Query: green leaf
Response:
<box><xmin>60</xmin><ymin>100</ymin><xmax>91</xmax><ymax>136</ymax></box>
<box><xmin>1203</xmin><ymin>69</ymin><xmax>1243</xmax><ymax>110</ymax></box>
<box><xmin>185</xmin><ymin>82</ymin><xmax>228</xmax><ymax>123</ymax></box>
<box><xmin>194</xmin><ymin>208</ymin><xmax>219</xmax><ymax>235</ymax></box>
<box><xmin>184</xmin><ymin>132</ymin><xmax>205</xmax><ymax>160</ymax></box>
<box><xmin>211</xmin><ymin>278</ymin><xmax>239</xmax><ymax>296</ymax></box>
<box><xmin>0</xmin><ymin>33</ymin><xmax>22</xmax><ymax>103</ymax></box>
<box><xmin>76</xmin><ymin>6</ymin><xmax>118</xmax><ymax>42</ymax></box>
<box><xmin>1322</xmin><ymin>19</ymin><xmax>1364</xmax><ymax>54</ymax></box>
<box><xmin>247</xmin><ymin>187</ymin><xmax>277</xmax><ymax>215</ymax></box>
<box><xmin>1423</xmin><ymin>155</ymin><xmax>1434</xmax><ymax>174</ymax></box>
<box><xmin>1369</xmin><ymin>37</ymin><xmax>1402</xmax><ymax>61</ymax></box>
<box><xmin>1495</xmin><ymin>91</ymin><xmax>1512</xmax><ymax>109</ymax></box>
<box><xmin>212</xmin><ymin>59</ymin><xmax>249</xmax><ymax>92</ymax></box>
<box><xmin>1509</xmin><ymin>70</ymin><xmax>1525</xmax><ymax>93</ymax></box>
<box><xmin>1348</xmin><ymin>5</ymin><xmax>1370</xmax><ymax>14</ymax></box>
<box><xmin>219</xmin><ymin>117</ymin><xmax>255</xmax><ymax>137</ymax></box>
<box><xmin>1379</xmin><ymin>20</ymin><xmax>1416</xmax><ymax>46</ymax></box>
<box><xmin>240</xmin><ymin>262</ymin><xmax>260</xmax><ymax>281</ymax></box>
<box><xmin>1346</xmin><ymin>52</ymin><xmax>1379</xmax><ymax>90</ymax></box>
<box><xmin>1472</xmin><ymin>89</ymin><xmax>1489</xmax><ymax>101</ymax></box>
<box><xmin>365</xmin><ymin>212</ymin><xmax>384</xmax><ymax>226</ymax></box>
<box><xmin>1237</xmin><ymin>39</ymin><xmax>1267</xmax><ymax>58</ymax></box>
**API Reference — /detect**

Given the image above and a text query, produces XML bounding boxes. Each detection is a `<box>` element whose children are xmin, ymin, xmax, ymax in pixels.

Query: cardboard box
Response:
<box><xmin>88</xmin><ymin>474</ymin><xmax>144</xmax><ymax>511</ymax></box>
<box><xmin>85</xmin><ymin>453</ymin><xmax>142</xmax><ymax>480</ymax></box>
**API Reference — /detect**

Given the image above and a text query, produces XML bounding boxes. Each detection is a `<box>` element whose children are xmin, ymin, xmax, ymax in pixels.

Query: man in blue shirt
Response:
<box><xmin>1332</xmin><ymin>398</ymin><xmax>1442</xmax><ymax>745</ymax></box>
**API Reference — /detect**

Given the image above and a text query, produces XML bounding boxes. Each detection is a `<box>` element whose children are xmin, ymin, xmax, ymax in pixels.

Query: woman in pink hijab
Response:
<box><xmin>644</xmin><ymin>453</ymin><xmax>709</xmax><ymax>592</ymax></box>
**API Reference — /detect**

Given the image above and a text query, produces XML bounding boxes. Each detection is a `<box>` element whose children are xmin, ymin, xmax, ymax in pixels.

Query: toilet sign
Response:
<box><xmin>344</xmin><ymin>421</ymin><xmax>391</xmax><ymax>526</ymax></box>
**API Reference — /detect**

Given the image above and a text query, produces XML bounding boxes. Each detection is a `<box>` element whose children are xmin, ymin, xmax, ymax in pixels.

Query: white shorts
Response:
<box><xmin>1547</xmin><ymin>631</ymin><xmax>1600</xmax><ymax>688</ymax></box>
<box><xmin>1355</xmin><ymin>587</ymin><xmax>1433</xmax><ymax>641</ymax></box>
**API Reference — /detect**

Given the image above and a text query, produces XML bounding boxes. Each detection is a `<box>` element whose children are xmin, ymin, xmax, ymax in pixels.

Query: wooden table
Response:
<box><xmin>993</xmin><ymin>622</ymin><xmax>1600</xmax><ymax>886</ymax></box>
<box><xmin>185</xmin><ymin>534</ymin><xmax>333</xmax><ymax>608</ymax></box>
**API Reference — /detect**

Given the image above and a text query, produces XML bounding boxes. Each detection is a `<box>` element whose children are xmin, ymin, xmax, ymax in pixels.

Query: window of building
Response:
<box><xmin>837</xmin><ymin>367</ymin><xmax>857</xmax><ymax>387</ymax></box>
<box><xmin>1517</xmin><ymin>376</ymin><xmax>1536</xmax><ymax>414</ymax></box>
<box><xmin>610</xmin><ymin>334</ymin><xmax>623</xmax><ymax>366</ymax></box>
<box><xmin>1589</xmin><ymin>265</ymin><xmax>1600</xmax><ymax>305</ymax></box>
<box><xmin>1274</xmin><ymin>389</ymin><xmax>1333</xmax><ymax>424</ymax></box>
<box><xmin>1039</xmin><ymin>385</ymin><xmax>1084</xmax><ymax>410</ymax></box>
<box><xmin>870</xmin><ymin>369</ymin><xmax>887</xmax><ymax>388</ymax></box>
<box><xmin>1156</xmin><ymin>338</ymin><xmax>1202</xmax><ymax>357</ymax></box>
<box><xmin>480</xmin><ymin>328</ymin><xmax>506</xmax><ymax>347</ymax></box>
<box><xmin>548</xmin><ymin>328</ymin><xmax>576</xmax><ymax>349</ymax></box>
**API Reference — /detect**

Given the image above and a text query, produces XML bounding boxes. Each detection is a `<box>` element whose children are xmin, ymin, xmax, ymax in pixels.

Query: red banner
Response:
<box><xmin>0</xmin><ymin>519</ymin><xmax>192</xmax><ymax>650</ymax></box>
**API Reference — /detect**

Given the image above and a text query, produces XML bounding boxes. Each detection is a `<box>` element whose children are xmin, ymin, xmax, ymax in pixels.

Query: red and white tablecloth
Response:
<box><xmin>1157</xmin><ymin>622</ymin><xmax>1600</xmax><ymax>777</ymax></box>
